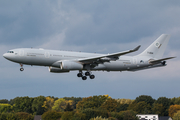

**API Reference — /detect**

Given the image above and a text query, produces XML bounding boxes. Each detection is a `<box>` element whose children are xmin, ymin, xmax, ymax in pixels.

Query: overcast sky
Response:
<box><xmin>0</xmin><ymin>0</ymin><xmax>180</xmax><ymax>100</ymax></box>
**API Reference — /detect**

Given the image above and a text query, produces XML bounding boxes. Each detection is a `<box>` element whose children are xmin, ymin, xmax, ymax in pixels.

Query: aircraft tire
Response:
<box><xmin>82</xmin><ymin>76</ymin><xmax>87</xmax><ymax>80</ymax></box>
<box><xmin>90</xmin><ymin>75</ymin><xmax>95</xmax><ymax>79</ymax></box>
<box><xmin>20</xmin><ymin>68</ymin><xmax>24</xmax><ymax>71</ymax></box>
<box><xmin>77</xmin><ymin>73</ymin><xmax>82</xmax><ymax>77</ymax></box>
<box><xmin>85</xmin><ymin>72</ymin><xmax>90</xmax><ymax>76</ymax></box>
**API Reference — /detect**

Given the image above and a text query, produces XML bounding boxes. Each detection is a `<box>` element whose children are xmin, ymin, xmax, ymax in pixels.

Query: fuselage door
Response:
<box><xmin>19</xmin><ymin>50</ymin><xmax>24</xmax><ymax>56</ymax></box>
<box><xmin>133</xmin><ymin>58</ymin><xmax>137</xmax><ymax>65</ymax></box>
<box><xmin>45</xmin><ymin>52</ymin><xmax>50</xmax><ymax>58</ymax></box>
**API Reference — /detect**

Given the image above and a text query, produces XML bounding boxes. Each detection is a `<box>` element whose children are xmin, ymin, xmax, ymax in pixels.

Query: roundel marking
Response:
<box><xmin>155</xmin><ymin>42</ymin><xmax>160</xmax><ymax>47</ymax></box>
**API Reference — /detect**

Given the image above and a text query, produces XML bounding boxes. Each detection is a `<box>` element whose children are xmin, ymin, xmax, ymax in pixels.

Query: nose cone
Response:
<box><xmin>3</xmin><ymin>53</ymin><xmax>11</xmax><ymax>60</ymax></box>
<box><xmin>3</xmin><ymin>53</ymin><xmax>8</xmax><ymax>59</ymax></box>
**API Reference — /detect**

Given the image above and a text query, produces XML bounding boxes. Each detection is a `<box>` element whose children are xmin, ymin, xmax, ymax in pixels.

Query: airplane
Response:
<box><xmin>3</xmin><ymin>34</ymin><xmax>175</xmax><ymax>80</ymax></box>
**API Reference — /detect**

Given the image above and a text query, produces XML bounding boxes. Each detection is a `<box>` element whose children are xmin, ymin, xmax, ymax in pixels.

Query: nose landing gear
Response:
<box><xmin>20</xmin><ymin>63</ymin><xmax>24</xmax><ymax>71</ymax></box>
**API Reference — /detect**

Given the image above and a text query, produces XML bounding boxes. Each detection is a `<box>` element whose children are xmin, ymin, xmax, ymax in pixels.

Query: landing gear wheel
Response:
<box><xmin>85</xmin><ymin>72</ymin><xmax>90</xmax><ymax>76</ymax></box>
<box><xmin>77</xmin><ymin>73</ymin><xmax>83</xmax><ymax>77</ymax></box>
<box><xmin>90</xmin><ymin>75</ymin><xmax>95</xmax><ymax>79</ymax></box>
<box><xmin>82</xmin><ymin>76</ymin><xmax>87</xmax><ymax>80</ymax></box>
<box><xmin>20</xmin><ymin>68</ymin><xmax>24</xmax><ymax>71</ymax></box>
<box><xmin>19</xmin><ymin>63</ymin><xmax>24</xmax><ymax>71</ymax></box>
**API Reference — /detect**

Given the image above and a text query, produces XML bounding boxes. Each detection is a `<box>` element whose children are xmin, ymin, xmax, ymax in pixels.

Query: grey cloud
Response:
<box><xmin>0</xmin><ymin>1</ymin><xmax>63</xmax><ymax>45</ymax></box>
<box><xmin>1</xmin><ymin>0</ymin><xmax>180</xmax><ymax>49</ymax></box>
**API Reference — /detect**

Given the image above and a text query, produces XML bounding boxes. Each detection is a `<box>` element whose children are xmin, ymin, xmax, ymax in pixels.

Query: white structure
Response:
<box><xmin>136</xmin><ymin>114</ymin><xmax>159</xmax><ymax>120</ymax></box>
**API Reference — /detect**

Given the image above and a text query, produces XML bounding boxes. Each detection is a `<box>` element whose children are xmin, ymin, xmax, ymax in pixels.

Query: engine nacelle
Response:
<box><xmin>60</xmin><ymin>61</ymin><xmax>83</xmax><ymax>70</ymax></box>
<box><xmin>49</xmin><ymin>67</ymin><xmax>69</xmax><ymax>73</ymax></box>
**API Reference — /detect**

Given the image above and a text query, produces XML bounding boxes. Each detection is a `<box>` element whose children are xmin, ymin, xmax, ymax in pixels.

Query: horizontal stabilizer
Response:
<box><xmin>132</xmin><ymin>45</ymin><xmax>141</xmax><ymax>52</ymax></box>
<box><xmin>149</xmin><ymin>57</ymin><xmax>176</xmax><ymax>64</ymax></box>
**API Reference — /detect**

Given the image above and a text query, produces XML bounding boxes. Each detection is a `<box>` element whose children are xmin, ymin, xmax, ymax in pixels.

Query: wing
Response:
<box><xmin>78</xmin><ymin>45</ymin><xmax>141</xmax><ymax>65</ymax></box>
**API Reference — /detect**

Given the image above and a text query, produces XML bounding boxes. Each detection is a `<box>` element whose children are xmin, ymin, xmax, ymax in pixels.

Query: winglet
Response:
<box><xmin>131</xmin><ymin>45</ymin><xmax>141</xmax><ymax>52</ymax></box>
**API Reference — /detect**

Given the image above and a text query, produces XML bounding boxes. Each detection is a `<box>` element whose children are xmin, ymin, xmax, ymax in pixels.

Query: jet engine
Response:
<box><xmin>60</xmin><ymin>61</ymin><xmax>83</xmax><ymax>70</ymax></box>
<box><xmin>49</xmin><ymin>67</ymin><xmax>69</xmax><ymax>73</ymax></box>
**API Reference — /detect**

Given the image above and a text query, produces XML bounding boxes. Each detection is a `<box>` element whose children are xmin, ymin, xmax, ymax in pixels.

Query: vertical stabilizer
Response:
<box><xmin>138</xmin><ymin>34</ymin><xmax>170</xmax><ymax>59</ymax></box>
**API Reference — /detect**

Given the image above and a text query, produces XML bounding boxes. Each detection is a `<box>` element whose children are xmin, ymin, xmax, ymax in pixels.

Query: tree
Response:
<box><xmin>100</xmin><ymin>98</ymin><xmax>118</xmax><ymax>112</ymax></box>
<box><xmin>135</xmin><ymin>95</ymin><xmax>155</xmax><ymax>106</ymax></box>
<box><xmin>116</xmin><ymin>104</ymin><xmax>129</xmax><ymax>112</ymax></box>
<box><xmin>110</xmin><ymin>112</ymin><xmax>123</xmax><ymax>120</ymax></box>
<box><xmin>76</xmin><ymin>95</ymin><xmax>110</xmax><ymax>110</ymax></box>
<box><xmin>64</xmin><ymin>103</ymin><xmax>73</xmax><ymax>111</ymax></box>
<box><xmin>13</xmin><ymin>96</ymin><xmax>34</xmax><ymax>113</ymax></box>
<box><xmin>171</xmin><ymin>97</ymin><xmax>180</xmax><ymax>105</ymax></box>
<box><xmin>15</xmin><ymin>112</ymin><xmax>34</xmax><ymax>120</ymax></box>
<box><xmin>168</xmin><ymin>105</ymin><xmax>180</xmax><ymax>117</ymax></box>
<box><xmin>132</xmin><ymin>101</ymin><xmax>151</xmax><ymax>114</ymax></box>
<box><xmin>173</xmin><ymin>110</ymin><xmax>180</xmax><ymax>120</ymax></box>
<box><xmin>152</xmin><ymin>103</ymin><xmax>165</xmax><ymax>116</ymax></box>
<box><xmin>52</xmin><ymin>98</ymin><xmax>66</xmax><ymax>111</ymax></box>
<box><xmin>154</xmin><ymin>97</ymin><xmax>172</xmax><ymax>116</ymax></box>
<box><xmin>0</xmin><ymin>99</ymin><xmax>9</xmax><ymax>104</ymax></box>
<box><xmin>1</xmin><ymin>113</ymin><xmax>16</xmax><ymax>120</ymax></box>
<box><xmin>116</xmin><ymin>99</ymin><xmax>134</xmax><ymax>104</ymax></box>
<box><xmin>90</xmin><ymin>116</ymin><xmax>108</xmax><ymax>120</ymax></box>
<box><xmin>52</xmin><ymin>98</ymin><xmax>73</xmax><ymax>112</ymax></box>
<box><xmin>72</xmin><ymin>112</ymin><xmax>86</xmax><ymax>120</ymax></box>
<box><xmin>41</xmin><ymin>111</ymin><xmax>62</xmax><ymax>120</ymax></box>
<box><xmin>121</xmin><ymin>110</ymin><xmax>138</xmax><ymax>120</ymax></box>
<box><xmin>61</xmin><ymin>111</ymin><xmax>74</xmax><ymax>120</ymax></box>
<box><xmin>0</xmin><ymin>103</ymin><xmax>13</xmax><ymax>113</ymax></box>
<box><xmin>63</xmin><ymin>97</ymin><xmax>82</xmax><ymax>109</ymax></box>
<box><xmin>0</xmin><ymin>112</ymin><xmax>33</xmax><ymax>120</ymax></box>
<box><xmin>42</xmin><ymin>97</ymin><xmax>54</xmax><ymax>111</ymax></box>
<box><xmin>32</xmin><ymin>96</ymin><xmax>46</xmax><ymax>115</ymax></box>
<box><xmin>81</xmin><ymin>108</ymin><xmax>108</xmax><ymax>120</ymax></box>
<box><xmin>128</xmin><ymin>101</ymin><xmax>138</xmax><ymax>111</ymax></box>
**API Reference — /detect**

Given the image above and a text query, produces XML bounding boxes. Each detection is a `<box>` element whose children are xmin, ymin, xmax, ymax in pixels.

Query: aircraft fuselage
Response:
<box><xmin>3</xmin><ymin>48</ymin><xmax>150</xmax><ymax>71</ymax></box>
<box><xmin>3</xmin><ymin>34</ymin><xmax>174</xmax><ymax>80</ymax></box>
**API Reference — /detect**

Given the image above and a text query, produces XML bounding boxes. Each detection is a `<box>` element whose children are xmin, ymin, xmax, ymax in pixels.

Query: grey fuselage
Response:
<box><xmin>3</xmin><ymin>48</ymin><xmax>152</xmax><ymax>72</ymax></box>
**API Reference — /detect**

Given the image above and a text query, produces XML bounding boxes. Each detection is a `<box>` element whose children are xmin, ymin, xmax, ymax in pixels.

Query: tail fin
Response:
<box><xmin>138</xmin><ymin>34</ymin><xmax>171</xmax><ymax>59</ymax></box>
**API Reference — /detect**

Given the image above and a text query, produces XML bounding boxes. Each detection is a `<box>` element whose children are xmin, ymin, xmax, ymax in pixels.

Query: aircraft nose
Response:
<box><xmin>3</xmin><ymin>53</ymin><xmax>7</xmax><ymax>58</ymax></box>
<box><xmin>3</xmin><ymin>53</ymin><xmax>9</xmax><ymax>59</ymax></box>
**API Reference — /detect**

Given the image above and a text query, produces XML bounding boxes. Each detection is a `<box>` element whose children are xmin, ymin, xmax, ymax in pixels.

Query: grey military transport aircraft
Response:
<box><xmin>3</xmin><ymin>34</ymin><xmax>175</xmax><ymax>80</ymax></box>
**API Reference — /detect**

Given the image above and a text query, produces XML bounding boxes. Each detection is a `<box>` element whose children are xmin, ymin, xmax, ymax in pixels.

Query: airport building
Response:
<box><xmin>136</xmin><ymin>114</ymin><xmax>172</xmax><ymax>120</ymax></box>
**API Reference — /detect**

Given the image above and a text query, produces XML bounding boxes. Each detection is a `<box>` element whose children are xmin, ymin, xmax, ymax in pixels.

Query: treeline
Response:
<box><xmin>0</xmin><ymin>95</ymin><xmax>180</xmax><ymax>120</ymax></box>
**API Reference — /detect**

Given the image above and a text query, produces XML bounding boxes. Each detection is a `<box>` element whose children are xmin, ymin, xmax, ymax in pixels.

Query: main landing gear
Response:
<box><xmin>20</xmin><ymin>63</ymin><xmax>24</xmax><ymax>71</ymax></box>
<box><xmin>77</xmin><ymin>71</ymin><xmax>95</xmax><ymax>80</ymax></box>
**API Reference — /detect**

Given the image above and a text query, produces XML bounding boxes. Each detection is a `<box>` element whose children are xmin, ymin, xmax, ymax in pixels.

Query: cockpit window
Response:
<box><xmin>7</xmin><ymin>51</ymin><xmax>14</xmax><ymax>53</ymax></box>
